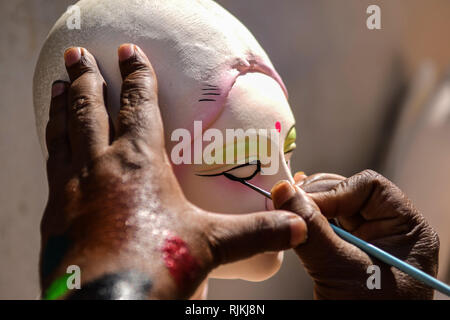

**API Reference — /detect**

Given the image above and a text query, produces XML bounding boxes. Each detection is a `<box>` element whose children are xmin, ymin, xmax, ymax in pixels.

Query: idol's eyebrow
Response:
<box><xmin>199</xmin><ymin>84</ymin><xmax>221</xmax><ymax>101</ymax></box>
<box><xmin>195</xmin><ymin>160</ymin><xmax>260</xmax><ymax>177</ymax></box>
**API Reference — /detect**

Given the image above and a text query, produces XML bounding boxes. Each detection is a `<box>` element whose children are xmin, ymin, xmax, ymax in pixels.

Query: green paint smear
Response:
<box><xmin>43</xmin><ymin>273</ymin><xmax>71</xmax><ymax>300</ymax></box>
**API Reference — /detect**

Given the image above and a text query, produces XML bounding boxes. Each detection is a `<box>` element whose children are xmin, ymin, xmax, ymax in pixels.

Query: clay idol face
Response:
<box><xmin>33</xmin><ymin>0</ymin><xmax>296</xmax><ymax>281</ymax></box>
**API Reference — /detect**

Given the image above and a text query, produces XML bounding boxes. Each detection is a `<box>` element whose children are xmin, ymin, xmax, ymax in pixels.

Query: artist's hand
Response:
<box><xmin>40</xmin><ymin>44</ymin><xmax>306</xmax><ymax>299</ymax></box>
<box><xmin>293</xmin><ymin>171</ymin><xmax>346</xmax><ymax>194</ymax></box>
<box><xmin>271</xmin><ymin>170</ymin><xmax>440</xmax><ymax>299</ymax></box>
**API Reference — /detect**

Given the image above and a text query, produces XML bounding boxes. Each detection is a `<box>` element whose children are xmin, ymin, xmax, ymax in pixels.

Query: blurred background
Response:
<box><xmin>0</xmin><ymin>0</ymin><xmax>449</xmax><ymax>299</ymax></box>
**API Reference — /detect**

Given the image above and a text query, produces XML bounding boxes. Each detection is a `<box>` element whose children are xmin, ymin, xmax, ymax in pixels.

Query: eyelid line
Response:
<box><xmin>195</xmin><ymin>160</ymin><xmax>261</xmax><ymax>180</ymax></box>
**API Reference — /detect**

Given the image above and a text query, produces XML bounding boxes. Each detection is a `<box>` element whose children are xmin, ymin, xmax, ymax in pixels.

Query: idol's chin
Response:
<box><xmin>209</xmin><ymin>251</ymin><xmax>284</xmax><ymax>282</ymax></box>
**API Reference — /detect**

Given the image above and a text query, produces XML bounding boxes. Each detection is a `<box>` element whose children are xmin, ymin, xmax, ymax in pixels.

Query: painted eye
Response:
<box><xmin>224</xmin><ymin>161</ymin><xmax>260</xmax><ymax>180</ymax></box>
<box><xmin>196</xmin><ymin>160</ymin><xmax>261</xmax><ymax>180</ymax></box>
<box><xmin>284</xmin><ymin>126</ymin><xmax>296</xmax><ymax>154</ymax></box>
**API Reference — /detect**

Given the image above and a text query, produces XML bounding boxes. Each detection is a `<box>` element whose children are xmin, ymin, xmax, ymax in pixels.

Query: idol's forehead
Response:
<box><xmin>33</xmin><ymin>0</ymin><xmax>287</xmax><ymax>159</ymax></box>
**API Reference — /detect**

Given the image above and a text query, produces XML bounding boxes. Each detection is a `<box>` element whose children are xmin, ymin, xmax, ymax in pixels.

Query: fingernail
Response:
<box><xmin>51</xmin><ymin>81</ymin><xmax>66</xmax><ymax>97</ymax></box>
<box><xmin>271</xmin><ymin>180</ymin><xmax>296</xmax><ymax>208</ymax></box>
<box><xmin>293</xmin><ymin>171</ymin><xmax>307</xmax><ymax>183</ymax></box>
<box><xmin>134</xmin><ymin>45</ymin><xmax>144</xmax><ymax>55</ymax></box>
<box><xmin>289</xmin><ymin>216</ymin><xmax>308</xmax><ymax>246</ymax></box>
<box><xmin>64</xmin><ymin>47</ymin><xmax>81</xmax><ymax>66</ymax></box>
<box><xmin>134</xmin><ymin>45</ymin><xmax>149</xmax><ymax>62</ymax></box>
<box><xmin>118</xmin><ymin>44</ymin><xmax>135</xmax><ymax>61</ymax></box>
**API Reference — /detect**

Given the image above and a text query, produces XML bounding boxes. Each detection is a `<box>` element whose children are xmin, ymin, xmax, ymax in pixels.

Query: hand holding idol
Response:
<box><xmin>40</xmin><ymin>44</ymin><xmax>307</xmax><ymax>299</ymax></box>
<box><xmin>272</xmin><ymin>171</ymin><xmax>440</xmax><ymax>299</ymax></box>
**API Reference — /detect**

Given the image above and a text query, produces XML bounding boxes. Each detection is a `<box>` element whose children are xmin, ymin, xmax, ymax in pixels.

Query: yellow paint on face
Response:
<box><xmin>194</xmin><ymin>125</ymin><xmax>297</xmax><ymax>175</ymax></box>
<box><xmin>195</xmin><ymin>134</ymin><xmax>271</xmax><ymax>174</ymax></box>
<box><xmin>284</xmin><ymin>126</ymin><xmax>296</xmax><ymax>154</ymax></box>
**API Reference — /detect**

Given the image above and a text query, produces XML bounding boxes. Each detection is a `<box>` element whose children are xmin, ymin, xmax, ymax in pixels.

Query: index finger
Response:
<box><xmin>64</xmin><ymin>47</ymin><xmax>110</xmax><ymax>163</ymax></box>
<box><xmin>115</xmin><ymin>44</ymin><xmax>165</xmax><ymax>152</ymax></box>
<box><xmin>308</xmin><ymin>169</ymin><xmax>404</xmax><ymax>221</ymax></box>
<box><xmin>297</xmin><ymin>173</ymin><xmax>346</xmax><ymax>193</ymax></box>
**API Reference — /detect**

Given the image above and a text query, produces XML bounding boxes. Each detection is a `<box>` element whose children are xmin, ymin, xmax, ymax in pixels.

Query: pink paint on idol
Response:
<box><xmin>275</xmin><ymin>121</ymin><xmax>281</xmax><ymax>133</ymax></box>
<box><xmin>162</xmin><ymin>235</ymin><xmax>200</xmax><ymax>287</ymax></box>
<box><xmin>190</xmin><ymin>59</ymin><xmax>288</xmax><ymax>141</ymax></box>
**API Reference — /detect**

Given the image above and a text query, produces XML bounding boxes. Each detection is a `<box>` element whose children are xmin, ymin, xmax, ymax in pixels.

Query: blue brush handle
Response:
<box><xmin>330</xmin><ymin>224</ymin><xmax>450</xmax><ymax>296</ymax></box>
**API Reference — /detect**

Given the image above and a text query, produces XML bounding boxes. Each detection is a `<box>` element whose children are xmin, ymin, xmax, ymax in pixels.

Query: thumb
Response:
<box><xmin>271</xmin><ymin>180</ymin><xmax>350</xmax><ymax>276</ymax></box>
<box><xmin>206</xmin><ymin>210</ymin><xmax>307</xmax><ymax>267</ymax></box>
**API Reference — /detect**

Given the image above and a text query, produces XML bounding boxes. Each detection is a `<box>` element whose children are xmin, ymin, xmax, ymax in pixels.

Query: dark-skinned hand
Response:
<box><xmin>271</xmin><ymin>170</ymin><xmax>440</xmax><ymax>299</ymax></box>
<box><xmin>40</xmin><ymin>44</ymin><xmax>307</xmax><ymax>299</ymax></box>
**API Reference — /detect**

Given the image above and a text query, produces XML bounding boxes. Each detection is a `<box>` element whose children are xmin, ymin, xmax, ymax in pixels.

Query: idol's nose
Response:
<box><xmin>264</xmin><ymin>159</ymin><xmax>294</xmax><ymax>211</ymax></box>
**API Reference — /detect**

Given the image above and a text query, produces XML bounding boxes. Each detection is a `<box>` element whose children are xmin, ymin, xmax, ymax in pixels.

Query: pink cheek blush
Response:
<box><xmin>162</xmin><ymin>235</ymin><xmax>200</xmax><ymax>287</ymax></box>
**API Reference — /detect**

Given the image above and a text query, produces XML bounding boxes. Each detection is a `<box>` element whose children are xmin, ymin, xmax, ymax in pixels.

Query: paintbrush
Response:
<box><xmin>225</xmin><ymin>174</ymin><xmax>450</xmax><ymax>297</ymax></box>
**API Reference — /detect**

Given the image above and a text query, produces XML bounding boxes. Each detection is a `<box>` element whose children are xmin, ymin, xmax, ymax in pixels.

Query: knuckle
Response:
<box><xmin>71</xmin><ymin>95</ymin><xmax>91</xmax><ymax>112</ymax></box>
<box><xmin>121</xmin><ymin>72</ymin><xmax>156</xmax><ymax>101</ymax></box>
<box><xmin>119</xmin><ymin>96</ymin><xmax>156</xmax><ymax>134</ymax></box>
<box><xmin>427</xmin><ymin>227</ymin><xmax>440</xmax><ymax>256</ymax></box>
<box><xmin>253</xmin><ymin>214</ymin><xmax>277</xmax><ymax>234</ymax></box>
<box><xmin>360</xmin><ymin>169</ymin><xmax>382</xmax><ymax>182</ymax></box>
<box><xmin>358</xmin><ymin>169</ymin><xmax>390</xmax><ymax>191</ymax></box>
<box><xmin>411</xmin><ymin>223</ymin><xmax>441</xmax><ymax>277</ymax></box>
<box><xmin>70</xmin><ymin>93</ymin><xmax>101</xmax><ymax>119</ymax></box>
<box><xmin>121</xmin><ymin>83</ymin><xmax>152</xmax><ymax>108</ymax></box>
<box><xmin>113</xmin><ymin>140</ymin><xmax>151</xmax><ymax>170</ymax></box>
<box><xmin>122</xmin><ymin>62</ymin><xmax>156</xmax><ymax>90</ymax></box>
<box><xmin>71</xmin><ymin>72</ymin><xmax>105</xmax><ymax>97</ymax></box>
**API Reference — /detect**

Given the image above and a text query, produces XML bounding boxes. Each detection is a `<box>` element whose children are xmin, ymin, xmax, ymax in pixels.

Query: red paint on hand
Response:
<box><xmin>162</xmin><ymin>236</ymin><xmax>199</xmax><ymax>287</ymax></box>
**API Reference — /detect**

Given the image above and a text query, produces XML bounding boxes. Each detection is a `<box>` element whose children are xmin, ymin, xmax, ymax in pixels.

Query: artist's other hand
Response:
<box><xmin>271</xmin><ymin>170</ymin><xmax>440</xmax><ymax>299</ymax></box>
<box><xmin>41</xmin><ymin>44</ymin><xmax>306</xmax><ymax>299</ymax></box>
<box><xmin>293</xmin><ymin>171</ymin><xmax>346</xmax><ymax>193</ymax></box>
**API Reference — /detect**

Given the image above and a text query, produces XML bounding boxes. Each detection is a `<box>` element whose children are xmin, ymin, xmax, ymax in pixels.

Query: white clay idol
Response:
<box><xmin>33</xmin><ymin>0</ymin><xmax>297</xmax><ymax>298</ymax></box>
